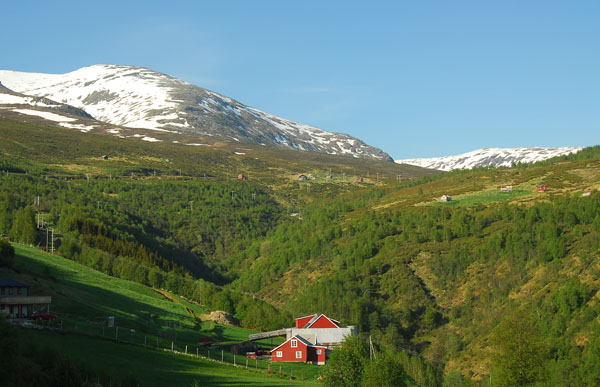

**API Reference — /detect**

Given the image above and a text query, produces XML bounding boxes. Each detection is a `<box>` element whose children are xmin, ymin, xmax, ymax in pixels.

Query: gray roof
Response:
<box><xmin>0</xmin><ymin>278</ymin><xmax>30</xmax><ymax>287</ymax></box>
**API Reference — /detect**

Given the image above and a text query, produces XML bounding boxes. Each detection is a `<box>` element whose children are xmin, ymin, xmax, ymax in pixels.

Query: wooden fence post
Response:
<box><xmin>221</xmin><ymin>350</ymin><xmax>224</xmax><ymax>362</ymax></box>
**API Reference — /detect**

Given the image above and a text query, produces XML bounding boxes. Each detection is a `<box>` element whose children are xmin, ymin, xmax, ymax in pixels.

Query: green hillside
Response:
<box><xmin>0</xmin><ymin>244</ymin><xmax>320</xmax><ymax>386</ymax></box>
<box><xmin>2</xmin><ymin>118</ymin><xmax>600</xmax><ymax>385</ymax></box>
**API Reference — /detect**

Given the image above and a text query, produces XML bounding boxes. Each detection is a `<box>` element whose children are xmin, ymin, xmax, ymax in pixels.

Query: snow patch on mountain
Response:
<box><xmin>396</xmin><ymin>147</ymin><xmax>583</xmax><ymax>171</ymax></box>
<box><xmin>12</xmin><ymin>108</ymin><xmax>77</xmax><ymax>123</ymax></box>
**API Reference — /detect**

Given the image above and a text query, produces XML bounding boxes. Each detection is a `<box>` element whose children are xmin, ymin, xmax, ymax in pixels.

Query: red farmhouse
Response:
<box><xmin>271</xmin><ymin>335</ymin><xmax>327</xmax><ymax>365</ymax></box>
<box><xmin>295</xmin><ymin>313</ymin><xmax>341</xmax><ymax>329</ymax></box>
<box><xmin>537</xmin><ymin>184</ymin><xmax>548</xmax><ymax>192</ymax></box>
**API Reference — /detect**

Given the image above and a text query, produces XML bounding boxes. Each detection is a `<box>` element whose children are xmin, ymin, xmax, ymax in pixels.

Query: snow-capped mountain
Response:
<box><xmin>396</xmin><ymin>147</ymin><xmax>583</xmax><ymax>171</ymax></box>
<box><xmin>0</xmin><ymin>65</ymin><xmax>392</xmax><ymax>161</ymax></box>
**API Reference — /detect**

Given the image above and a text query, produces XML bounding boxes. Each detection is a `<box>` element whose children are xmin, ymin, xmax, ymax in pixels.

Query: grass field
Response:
<box><xmin>1</xmin><ymin>244</ymin><xmax>322</xmax><ymax>385</ymax></box>
<box><xmin>22</xmin><ymin>328</ymin><xmax>317</xmax><ymax>386</ymax></box>
<box><xmin>433</xmin><ymin>187</ymin><xmax>532</xmax><ymax>207</ymax></box>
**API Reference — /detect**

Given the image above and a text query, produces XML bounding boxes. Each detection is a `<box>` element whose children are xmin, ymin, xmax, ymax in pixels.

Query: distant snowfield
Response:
<box><xmin>0</xmin><ymin>94</ymin><xmax>30</xmax><ymax>104</ymax></box>
<box><xmin>396</xmin><ymin>147</ymin><xmax>583</xmax><ymax>171</ymax></box>
<box><xmin>12</xmin><ymin>108</ymin><xmax>77</xmax><ymax>122</ymax></box>
<box><xmin>0</xmin><ymin>93</ymin><xmax>58</xmax><ymax>108</ymax></box>
<box><xmin>58</xmin><ymin>122</ymin><xmax>96</xmax><ymax>132</ymax></box>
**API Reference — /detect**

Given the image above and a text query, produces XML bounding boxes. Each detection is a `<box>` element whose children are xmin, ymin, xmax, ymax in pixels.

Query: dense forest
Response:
<box><xmin>2</xmin><ymin>120</ymin><xmax>600</xmax><ymax>385</ymax></box>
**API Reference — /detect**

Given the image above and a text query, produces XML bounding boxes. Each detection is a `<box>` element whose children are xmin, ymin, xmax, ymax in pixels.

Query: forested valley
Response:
<box><xmin>2</xmin><ymin>121</ymin><xmax>600</xmax><ymax>385</ymax></box>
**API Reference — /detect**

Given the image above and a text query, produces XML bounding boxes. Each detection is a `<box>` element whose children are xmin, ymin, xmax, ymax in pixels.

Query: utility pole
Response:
<box><xmin>46</xmin><ymin>228</ymin><xmax>49</xmax><ymax>251</ymax></box>
<box><xmin>51</xmin><ymin>229</ymin><xmax>54</xmax><ymax>253</ymax></box>
<box><xmin>35</xmin><ymin>196</ymin><xmax>40</xmax><ymax>228</ymax></box>
<box><xmin>231</xmin><ymin>191</ymin><xmax>235</xmax><ymax>200</ymax></box>
<box><xmin>189</xmin><ymin>201</ymin><xmax>194</xmax><ymax>212</ymax></box>
<box><xmin>251</xmin><ymin>193</ymin><xmax>256</xmax><ymax>201</ymax></box>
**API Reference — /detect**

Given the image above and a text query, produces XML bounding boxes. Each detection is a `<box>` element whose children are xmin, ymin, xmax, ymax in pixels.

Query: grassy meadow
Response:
<box><xmin>1</xmin><ymin>243</ymin><xmax>322</xmax><ymax>385</ymax></box>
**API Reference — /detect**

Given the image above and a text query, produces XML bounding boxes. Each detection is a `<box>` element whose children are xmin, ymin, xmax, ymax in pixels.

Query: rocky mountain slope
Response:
<box><xmin>0</xmin><ymin>65</ymin><xmax>392</xmax><ymax>161</ymax></box>
<box><xmin>396</xmin><ymin>146</ymin><xmax>582</xmax><ymax>171</ymax></box>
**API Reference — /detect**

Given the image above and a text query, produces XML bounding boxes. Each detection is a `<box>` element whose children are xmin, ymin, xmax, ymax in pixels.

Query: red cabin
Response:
<box><xmin>270</xmin><ymin>335</ymin><xmax>327</xmax><ymax>365</ymax></box>
<box><xmin>537</xmin><ymin>184</ymin><xmax>548</xmax><ymax>192</ymax></box>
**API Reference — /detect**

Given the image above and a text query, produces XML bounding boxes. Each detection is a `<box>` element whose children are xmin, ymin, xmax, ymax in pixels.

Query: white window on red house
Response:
<box><xmin>296</xmin><ymin>351</ymin><xmax>302</xmax><ymax>359</ymax></box>
<box><xmin>291</xmin><ymin>339</ymin><xmax>297</xmax><ymax>348</ymax></box>
<box><xmin>276</xmin><ymin>351</ymin><xmax>282</xmax><ymax>358</ymax></box>
<box><xmin>316</xmin><ymin>349</ymin><xmax>322</xmax><ymax>355</ymax></box>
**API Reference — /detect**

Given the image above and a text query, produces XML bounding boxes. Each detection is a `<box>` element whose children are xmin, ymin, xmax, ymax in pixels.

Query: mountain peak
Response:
<box><xmin>0</xmin><ymin>65</ymin><xmax>392</xmax><ymax>161</ymax></box>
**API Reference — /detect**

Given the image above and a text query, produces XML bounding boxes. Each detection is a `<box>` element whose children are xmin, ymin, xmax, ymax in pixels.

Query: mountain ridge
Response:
<box><xmin>0</xmin><ymin>64</ymin><xmax>392</xmax><ymax>161</ymax></box>
<box><xmin>396</xmin><ymin>146</ymin><xmax>583</xmax><ymax>171</ymax></box>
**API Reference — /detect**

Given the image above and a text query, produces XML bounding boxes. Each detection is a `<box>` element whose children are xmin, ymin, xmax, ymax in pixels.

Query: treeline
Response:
<box><xmin>63</xmin><ymin>242</ymin><xmax>289</xmax><ymax>330</ymax></box>
<box><xmin>66</xmin><ymin>215</ymin><xmax>179</xmax><ymax>273</ymax></box>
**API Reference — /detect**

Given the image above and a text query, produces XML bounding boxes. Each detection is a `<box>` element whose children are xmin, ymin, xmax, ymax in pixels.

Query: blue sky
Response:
<box><xmin>1</xmin><ymin>1</ymin><xmax>598</xmax><ymax>159</ymax></box>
